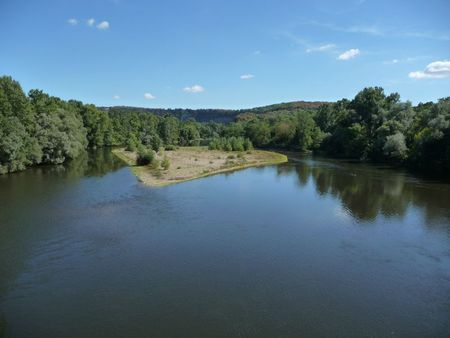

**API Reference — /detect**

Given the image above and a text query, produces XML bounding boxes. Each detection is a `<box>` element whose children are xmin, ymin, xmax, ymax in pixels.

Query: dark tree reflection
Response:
<box><xmin>277</xmin><ymin>157</ymin><xmax>450</xmax><ymax>224</ymax></box>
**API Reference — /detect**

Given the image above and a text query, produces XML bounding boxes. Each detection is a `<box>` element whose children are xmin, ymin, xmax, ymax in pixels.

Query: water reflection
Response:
<box><xmin>277</xmin><ymin>157</ymin><xmax>450</xmax><ymax>225</ymax></box>
<box><xmin>0</xmin><ymin>149</ymin><xmax>126</xmax><ymax>308</ymax></box>
<box><xmin>0</xmin><ymin>314</ymin><xmax>5</xmax><ymax>338</ymax></box>
<box><xmin>1</xmin><ymin>151</ymin><xmax>449</xmax><ymax>337</ymax></box>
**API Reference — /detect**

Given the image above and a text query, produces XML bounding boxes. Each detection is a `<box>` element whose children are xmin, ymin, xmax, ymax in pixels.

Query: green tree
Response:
<box><xmin>159</xmin><ymin>116</ymin><xmax>180</xmax><ymax>145</ymax></box>
<box><xmin>294</xmin><ymin>111</ymin><xmax>323</xmax><ymax>151</ymax></box>
<box><xmin>180</xmin><ymin>120</ymin><xmax>200</xmax><ymax>146</ymax></box>
<box><xmin>383</xmin><ymin>133</ymin><xmax>408</xmax><ymax>161</ymax></box>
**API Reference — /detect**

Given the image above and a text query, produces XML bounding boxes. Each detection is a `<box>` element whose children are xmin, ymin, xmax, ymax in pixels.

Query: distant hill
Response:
<box><xmin>99</xmin><ymin>101</ymin><xmax>329</xmax><ymax>123</ymax></box>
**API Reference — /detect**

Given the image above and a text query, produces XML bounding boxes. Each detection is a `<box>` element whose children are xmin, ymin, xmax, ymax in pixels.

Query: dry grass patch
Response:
<box><xmin>112</xmin><ymin>147</ymin><xmax>287</xmax><ymax>187</ymax></box>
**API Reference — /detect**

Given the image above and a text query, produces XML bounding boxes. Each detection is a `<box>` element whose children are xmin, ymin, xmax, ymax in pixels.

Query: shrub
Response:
<box><xmin>149</xmin><ymin>158</ymin><xmax>160</xmax><ymax>169</ymax></box>
<box><xmin>224</xmin><ymin>140</ymin><xmax>233</xmax><ymax>151</ymax></box>
<box><xmin>136</xmin><ymin>148</ymin><xmax>154</xmax><ymax>166</ymax></box>
<box><xmin>230</xmin><ymin>136</ymin><xmax>244</xmax><ymax>151</ymax></box>
<box><xmin>161</xmin><ymin>156</ymin><xmax>170</xmax><ymax>170</ymax></box>
<box><xmin>165</xmin><ymin>144</ymin><xmax>177</xmax><ymax>151</ymax></box>
<box><xmin>208</xmin><ymin>138</ymin><xmax>220</xmax><ymax>150</ymax></box>
<box><xmin>243</xmin><ymin>138</ymin><xmax>253</xmax><ymax>151</ymax></box>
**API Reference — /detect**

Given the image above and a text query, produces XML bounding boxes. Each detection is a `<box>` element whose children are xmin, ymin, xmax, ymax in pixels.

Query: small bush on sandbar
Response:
<box><xmin>136</xmin><ymin>147</ymin><xmax>155</xmax><ymax>166</ymax></box>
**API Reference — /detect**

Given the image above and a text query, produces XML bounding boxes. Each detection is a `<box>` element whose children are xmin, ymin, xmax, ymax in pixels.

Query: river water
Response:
<box><xmin>0</xmin><ymin>149</ymin><xmax>449</xmax><ymax>337</ymax></box>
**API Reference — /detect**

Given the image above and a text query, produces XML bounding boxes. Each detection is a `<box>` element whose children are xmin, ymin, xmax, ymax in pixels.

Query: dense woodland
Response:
<box><xmin>1</xmin><ymin>75</ymin><xmax>449</xmax><ymax>175</ymax></box>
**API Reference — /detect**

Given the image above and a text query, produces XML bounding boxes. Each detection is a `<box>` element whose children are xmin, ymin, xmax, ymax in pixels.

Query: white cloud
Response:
<box><xmin>253</xmin><ymin>50</ymin><xmax>261</xmax><ymax>55</ymax></box>
<box><xmin>144</xmin><ymin>93</ymin><xmax>156</xmax><ymax>100</ymax></box>
<box><xmin>240</xmin><ymin>74</ymin><xmax>254</xmax><ymax>80</ymax></box>
<box><xmin>87</xmin><ymin>18</ymin><xmax>95</xmax><ymax>27</ymax></box>
<box><xmin>68</xmin><ymin>18</ymin><xmax>78</xmax><ymax>26</ymax></box>
<box><xmin>113</xmin><ymin>95</ymin><xmax>120</xmax><ymax>99</ymax></box>
<box><xmin>306</xmin><ymin>43</ymin><xmax>336</xmax><ymax>53</ymax></box>
<box><xmin>409</xmin><ymin>60</ymin><xmax>450</xmax><ymax>79</ymax></box>
<box><xmin>97</xmin><ymin>21</ymin><xmax>110</xmax><ymax>30</ymax></box>
<box><xmin>183</xmin><ymin>85</ymin><xmax>204</xmax><ymax>93</ymax></box>
<box><xmin>338</xmin><ymin>48</ymin><xmax>360</xmax><ymax>60</ymax></box>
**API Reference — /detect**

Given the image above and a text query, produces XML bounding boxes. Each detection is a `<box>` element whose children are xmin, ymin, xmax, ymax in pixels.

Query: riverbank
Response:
<box><xmin>112</xmin><ymin>147</ymin><xmax>287</xmax><ymax>187</ymax></box>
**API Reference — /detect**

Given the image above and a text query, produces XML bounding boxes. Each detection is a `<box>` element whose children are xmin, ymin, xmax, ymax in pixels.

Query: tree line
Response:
<box><xmin>0</xmin><ymin>76</ymin><xmax>203</xmax><ymax>174</ymax></box>
<box><xmin>225</xmin><ymin>87</ymin><xmax>450</xmax><ymax>174</ymax></box>
<box><xmin>1</xmin><ymin>76</ymin><xmax>449</xmax><ymax>175</ymax></box>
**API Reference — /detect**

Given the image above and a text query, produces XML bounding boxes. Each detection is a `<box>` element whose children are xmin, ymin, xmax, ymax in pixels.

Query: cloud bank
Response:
<box><xmin>409</xmin><ymin>60</ymin><xmax>450</xmax><ymax>79</ymax></box>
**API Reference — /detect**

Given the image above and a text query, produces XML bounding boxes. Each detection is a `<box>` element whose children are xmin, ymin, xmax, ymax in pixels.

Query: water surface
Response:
<box><xmin>1</xmin><ymin>150</ymin><xmax>449</xmax><ymax>337</ymax></box>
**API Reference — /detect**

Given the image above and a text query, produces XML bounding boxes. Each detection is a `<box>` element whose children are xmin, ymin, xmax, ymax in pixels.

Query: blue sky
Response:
<box><xmin>0</xmin><ymin>0</ymin><xmax>449</xmax><ymax>109</ymax></box>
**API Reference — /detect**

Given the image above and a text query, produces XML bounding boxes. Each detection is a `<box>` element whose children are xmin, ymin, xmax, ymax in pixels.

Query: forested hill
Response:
<box><xmin>100</xmin><ymin>106</ymin><xmax>237</xmax><ymax>123</ymax></box>
<box><xmin>100</xmin><ymin>101</ymin><xmax>328</xmax><ymax>123</ymax></box>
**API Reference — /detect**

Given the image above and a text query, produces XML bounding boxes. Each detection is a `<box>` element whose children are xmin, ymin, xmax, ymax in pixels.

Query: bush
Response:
<box><xmin>149</xmin><ymin>158</ymin><xmax>160</xmax><ymax>169</ymax></box>
<box><xmin>230</xmin><ymin>136</ymin><xmax>244</xmax><ymax>151</ymax></box>
<box><xmin>161</xmin><ymin>156</ymin><xmax>170</xmax><ymax>170</ymax></box>
<box><xmin>136</xmin><ymin>148</ymin><xmax>155</xmax><ymax>166</ymax></box>
<box><xmin>165</xmin><ymin>144</ymin><xmax>177</xmax><ymax>151</ymax></box>
<box><xmin>224</xmin><ymin>140</ymin><xmax>233</xmax><ymax>152</ymax></box>
<box><xmin>208</xmin><ymin>138</ymin><xmax>220</xmax><ymax>150</ymax></box>
<box><xmin>243</xmin><ymin>138</ymin><xmax>253</xmax><ymax>151</ymax></box>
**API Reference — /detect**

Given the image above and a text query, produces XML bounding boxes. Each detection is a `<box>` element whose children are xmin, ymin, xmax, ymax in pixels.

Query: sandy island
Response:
<box><xmin>112</xmin><ymin>147</ymin><xmax>288</xmax><ymax>187</ymax></box>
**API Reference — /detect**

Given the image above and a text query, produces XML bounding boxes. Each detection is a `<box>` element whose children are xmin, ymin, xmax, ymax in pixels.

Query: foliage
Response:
<box><xmin>1</xmin><ymin>75</ymin><xmax>449</xmax><ymax>175</ymax></box>
<box><xmin>208</xmin><ymin>137</ymin><xmax>253</xmax><ymax>152</ymax></box>
<box><xmin>136</xmin><ymin>147</ymin><xmax>155</xmax><ymax>166</ymax></box>
<box><xmin>161</xmin><ymin>156</ymin><xmax>170</xmax><ymax>170</ymax></box>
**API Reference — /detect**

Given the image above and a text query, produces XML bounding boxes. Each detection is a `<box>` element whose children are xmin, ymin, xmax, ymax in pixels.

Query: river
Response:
<box><xmin>0</xmin><ymin>149</ymin><xmax>449</xmax><ymax>337</ymax></box>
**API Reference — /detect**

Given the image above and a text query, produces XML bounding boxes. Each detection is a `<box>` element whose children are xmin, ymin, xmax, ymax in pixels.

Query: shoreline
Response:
<box><xmin>112</xmin><ymin>147</ymin><xmax>288</xmax><ymax>187</ymax></box>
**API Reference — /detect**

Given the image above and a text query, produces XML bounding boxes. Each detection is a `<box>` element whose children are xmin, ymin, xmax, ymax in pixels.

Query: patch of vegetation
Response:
<box><xmin>208</xmin><ymin>136</ymin><xmax>253</xmax><ymax>152</ymax></box>
<box><xmin>149</xmin><ymin>158</ymin><xmax>160</xmax><ymax>170</ymax></box>
<box><xmin>164</xmin><ymin>144</ymin><xmax>178</xmax><ymax>151</ymax></box>
<box><xmin>161</xmin><ymin>156</ymin><xmax>170</xmax><ymax>170</ymax></box>
<box><xmin>136</xmin><ymin>147</ymin><xmax>155</xmax><ymax>166</ymax></box>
